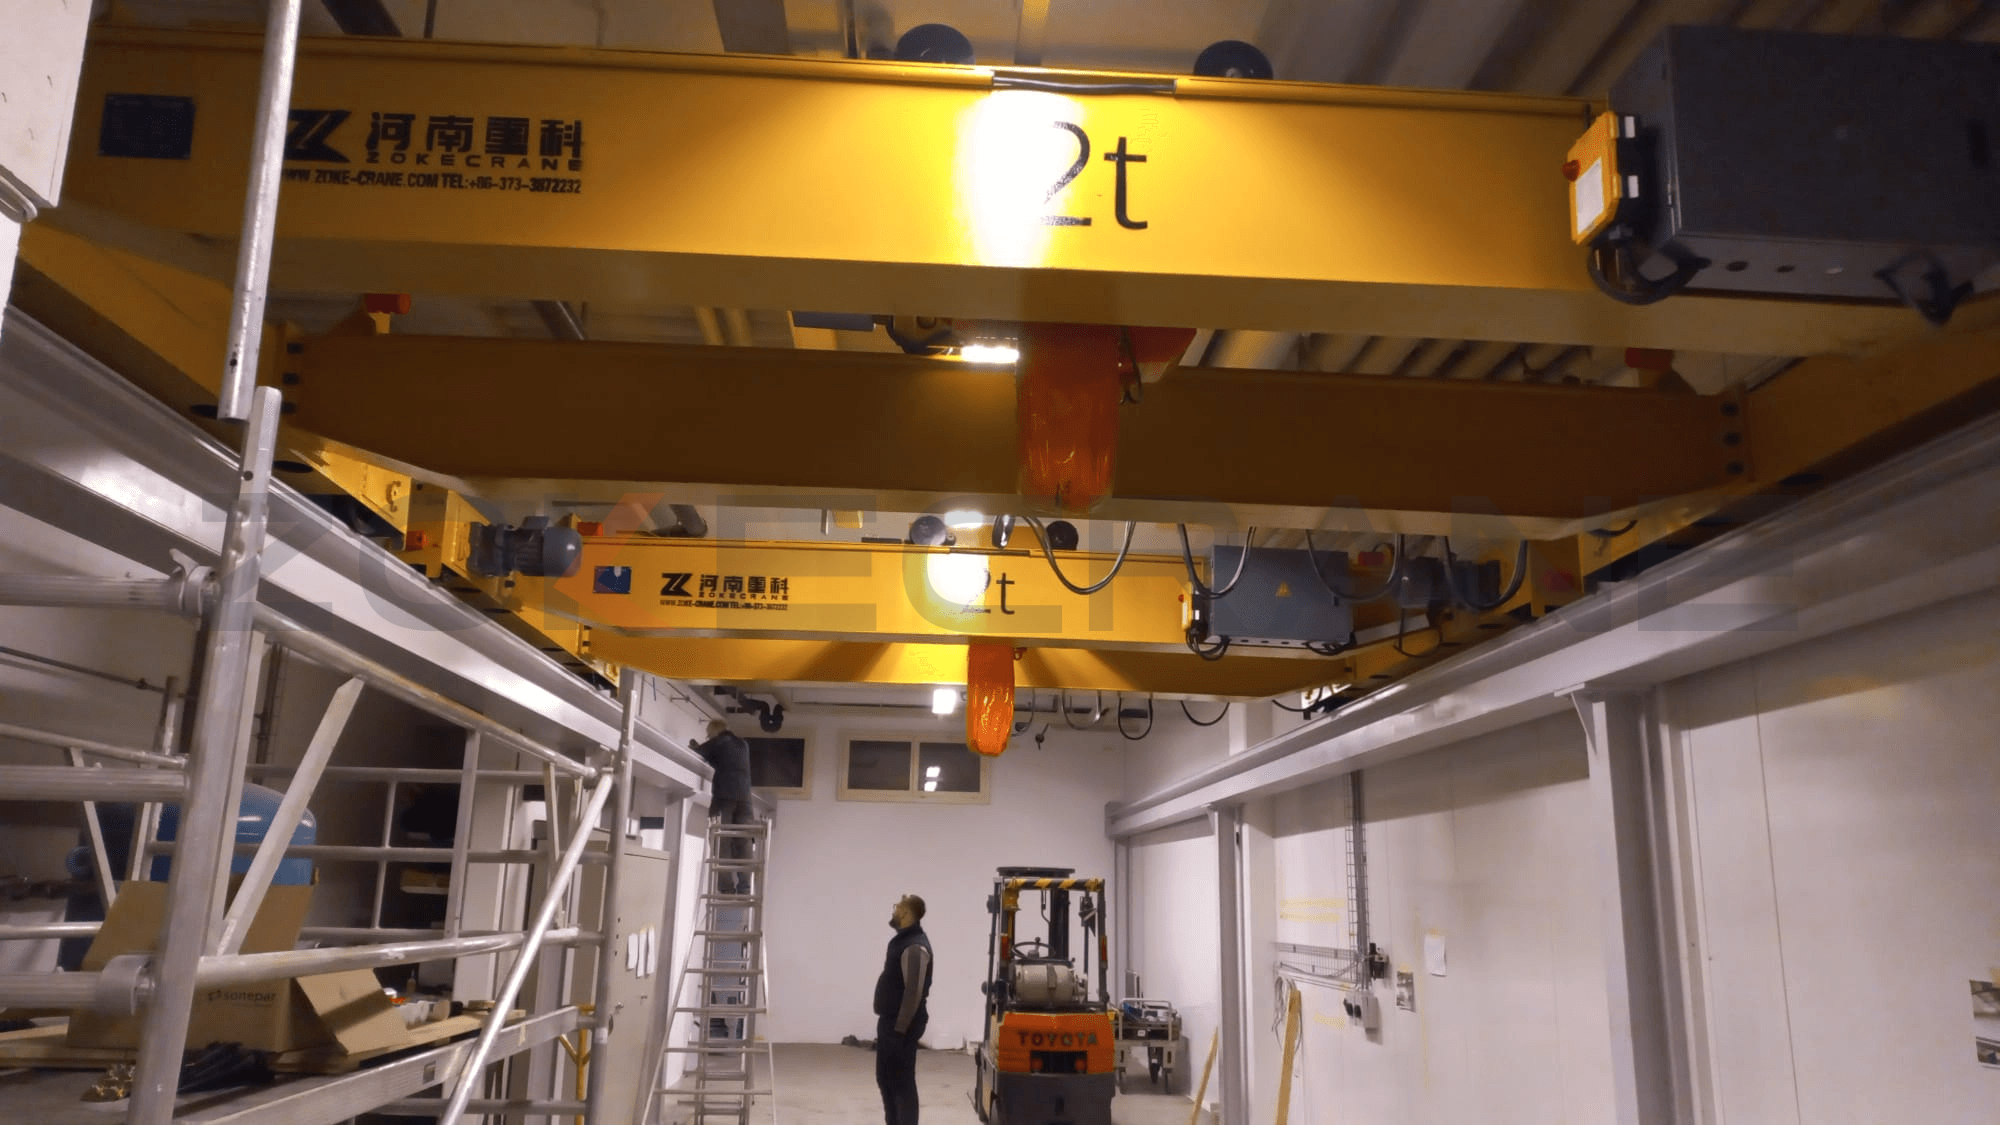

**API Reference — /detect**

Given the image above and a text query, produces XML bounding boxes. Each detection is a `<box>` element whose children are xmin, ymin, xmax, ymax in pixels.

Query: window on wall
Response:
<box><xmin>837</xmin><ymin>735</ymin><xmax>991</xmax><ymax>803</ymax></box>
<box><xmin>746</xmin><ymin>736</ymin><xmax>811</xmax><ymax>799</ymax></box>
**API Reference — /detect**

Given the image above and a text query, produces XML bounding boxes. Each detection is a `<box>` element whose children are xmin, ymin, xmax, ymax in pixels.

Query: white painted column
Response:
<box><xmin>1212</xmin><ymin>805</ymin><xmax>1249</xmax><ymax>1125</ymax></box>
<box><xmin>1571</xmin><ymin>688</ymin><xmax>1682</xmax><ymax>1125</ymax></box>
<box><xmin>0</xmin><ymin>0</ymin><xmax>93</xmax><ymax>335</ymax></box>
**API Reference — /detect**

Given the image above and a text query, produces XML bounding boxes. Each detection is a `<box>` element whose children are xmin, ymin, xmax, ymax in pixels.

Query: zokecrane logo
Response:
<box><xmin>660</xmin><ymin>572</ymin><xmax>693</xmax><ymax>597</ymax></box>
<box><xmin>285</xmin><ymin>109</ymin><xmax>351</xmax><ymax>163</ymax></box>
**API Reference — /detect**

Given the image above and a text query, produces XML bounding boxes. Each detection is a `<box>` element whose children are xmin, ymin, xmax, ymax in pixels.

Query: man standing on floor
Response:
<box><xmin>875</xmin><ymin>893</ymin><xmax>933</xmax><ymax>1125</ymax></box>
<box><xmin>693</xmin><ymin>718</ymin><xmax>753</xmax><ymax>893</ymax></box>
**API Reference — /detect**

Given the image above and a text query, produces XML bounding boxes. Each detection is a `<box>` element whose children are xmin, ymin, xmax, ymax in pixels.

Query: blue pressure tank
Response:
<box><xmin>150</xmin><ymin>782</ymin><xmax>317</xmax><ymax>884</ymax></box>
<box><xmin>59</xmin><ymin>785</ymin><xmax>317</xmax><ymax>969</ymax></box>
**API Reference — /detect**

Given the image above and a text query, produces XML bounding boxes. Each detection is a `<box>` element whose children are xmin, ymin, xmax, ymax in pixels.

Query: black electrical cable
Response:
<box><xmin>1270</xmin><ymin>696</ymin><xmax>1313</xmax><ymax>714</ymax></box>
<box><xmin>993</xmin><ymin>75</ymin><xmax>1177</xmax><ymax>96</ymax></box>
<box><xmin>1587</xmin><ymin>241</ymin><xmax>1709</xmax><ymax>306</ymax></box>
<box><xmin>1185</xmin><ymin>625</ymin><xmax>1230</xmax><ymax>662</ymax></box>
<box><xmin>0</xmin><ymin>644</ymin><xmax>166</xmax><ymax>693</ymax></box>
<box><xmin>1303</xmin><ymin>532</ymin><xmax>1404</xmax><ymax>603</ymax></box>
<box><xmin>1024</xmin><ymin>517</ymin><xmax>1137</xmax><ymax>596</ymax></box>
<box><xmin>1012</xmin><ymin>690</ymin><xmax>1040</xmax><ymax>735</ymax></box>
<box><xmin>1391</xmin><ymin>606</ymin><xmax>1424</xmax><ymax>659</ymax></box>
<box><xmin>1177</xmin><ymin>525</ymin><xmax>1257</xmax><ymax>599</ymax></box>
<box><xmin>1876</xmin><ymin>259</ymin><xmax>1971</xmax><ymax>326</ymax></box>
<box><xmin>1440</xmin><ymin>538</ymin><xmax>1531</xmax><ymax>612</ymax></box>
<box><xmin>1179</xmin><ymin>699</ymin><xmax>1230</xmax><ymax>727</ymax></box>
<box><xmin>1117</xmin><ymin>694</ymin><xmax>1154</xmax><ymax>741</ymax></box>
<box><xmin>1585</xmin><ymin>520</ymin><xmax>1639</xmax><ymax>539</ymax></box>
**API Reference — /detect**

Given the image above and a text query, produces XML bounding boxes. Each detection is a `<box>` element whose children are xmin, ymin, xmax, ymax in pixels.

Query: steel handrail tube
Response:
<box><xmin>439</xmin><ymin>772</ymin><xmax>616</xmax><ymax>1125</ymax></box>
<box><xmin>254</xmin><ymin>604</ymin><xmax>596</xmax><ymax>780</ymax></box>
<box><xmin>0</xmin><ymin>574</ymin><xmax>197</xmax><ymax>614</ymax></box>
<box><xmin>128</xmin><ymin>387</ymin><xmax>286</xmax><ymax>1124</ymax></box>
<box><xmin>0</xmin><ymin>765</ymin><xmax>187</xmax><ymax>802</ymax></box>
<box><xmin>0</xmin><ymin>720</ymin><xmax>187</xmax><ymax>768</ymax></box>
<box><xmin>193</xmin><ymin>931</ymin><xmax>588</xmax><ymax>988</ymax></box>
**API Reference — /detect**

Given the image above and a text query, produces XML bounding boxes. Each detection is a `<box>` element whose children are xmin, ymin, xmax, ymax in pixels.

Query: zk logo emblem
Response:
<box><xmin>285</xmin><ymin>109</ymin><xmax>350</xmax><ymax>163</ymax></box>
<box><xmin>660</xmin><ymin>572</ymin><xmax>694</xmax><ymax>598</ymax></box>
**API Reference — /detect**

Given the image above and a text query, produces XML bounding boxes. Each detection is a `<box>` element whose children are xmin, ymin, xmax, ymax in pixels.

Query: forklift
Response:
<box><xmin>972</xmin><ymin>866</ymin><xmax>1116</xmax><ymax>1125</ymax></box>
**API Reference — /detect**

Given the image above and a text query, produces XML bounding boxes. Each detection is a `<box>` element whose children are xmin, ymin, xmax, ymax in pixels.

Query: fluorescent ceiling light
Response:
<box><xmin>944</xmin><ymin>509</ymin><xmax>986</xmax><ymax>529</ymax></box>
<box><xmin>932</xmin><ymin>687</ymin><xmax>959</xmax><ymax>715</ymax></box>
<box><xmin>960</xmin><ymin>344</ymin><xmax>1019</xmax><ymax>365</ymax></box>
<box><xmin>923</xmin><ymin>780</ymin><xmax>939</xmax><ymax>792</ymax></box>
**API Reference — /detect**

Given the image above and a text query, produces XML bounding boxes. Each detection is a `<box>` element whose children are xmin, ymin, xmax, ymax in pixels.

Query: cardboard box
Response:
<box><xmin>66</xmin><ymin>881</ymin><xmax>408</xmax><ymax>1056</ymax></box>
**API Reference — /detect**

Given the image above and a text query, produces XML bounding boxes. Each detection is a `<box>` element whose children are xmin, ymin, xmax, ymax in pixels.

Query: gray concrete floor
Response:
<box><xmin>0</xmin><ymin>1040</ymin><xmax>1195</xmax><ymax>1124</ymax></box>
<box><xmin>663</xmin><ymin>1043</ymin><xmax>1194</xmax><ymax>1125</ymax></box>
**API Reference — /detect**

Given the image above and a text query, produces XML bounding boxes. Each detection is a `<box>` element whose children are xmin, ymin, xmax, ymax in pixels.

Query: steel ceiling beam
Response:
<box><xmin>56</xmin><ymin>27</ymin><xmax>1924</xmax><ymax>355</ymax></box>
<box><xmin>713</xmin><ymin>0</ymin><xmax>792</xmax><ymax>55</ymax></box>
<box><xmin>319</xmin><ymin>0</ymin><xmax>401</xmax><ymax>37</ymax></box>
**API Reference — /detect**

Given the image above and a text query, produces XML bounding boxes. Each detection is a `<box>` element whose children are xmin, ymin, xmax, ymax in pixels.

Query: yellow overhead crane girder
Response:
<box><xmin>57</xmin><ymin>26</ymin><xmax>1924</xmax><ymax>355</ymax></box>
<box><xmin>396</xmin><ymin>483</ymin><xmax>1588</xmax><ymax>698</ymax></box>
<box><xmin>285</xmin><ymin>334</ymin><xmax>1743</xmax><ymax>537</ymax></box>
<box><xmin>534</xmin><ymin>537</ymin><xmax>1196</xmax><ymax>650</ymax></box>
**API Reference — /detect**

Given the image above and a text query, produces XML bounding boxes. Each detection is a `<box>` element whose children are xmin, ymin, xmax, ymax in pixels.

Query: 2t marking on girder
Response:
<box><xmin>1042</xmin><ymin>123</ymin><xmax>1148</xmax><ymax>230</ymax></box>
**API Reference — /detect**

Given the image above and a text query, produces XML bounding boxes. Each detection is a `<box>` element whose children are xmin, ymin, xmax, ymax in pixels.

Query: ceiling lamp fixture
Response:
<box><xmin>932</xmin><ymin>687</ymin><xmax>960</xmax><ymax>716</ymax></box>
<box><xmin>960</xmin><ymin>343</ymin><xmax>1020</xmax><ymax>365</ymax></box>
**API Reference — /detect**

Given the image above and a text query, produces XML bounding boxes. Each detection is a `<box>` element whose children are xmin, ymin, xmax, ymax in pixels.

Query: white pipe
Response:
<box><xmin>214</xmin><ymin>676</ymin><xmax>364</xmax><ymax>956</ymax></box>
<box><xmin>0</xmin><ymin>765</ymin><xmax>186</xmax><ymax>802</ymax></box>
<box><xmin>194</xmin><ymin>931</ymin><xmax>579</xmax><ymax>988</ymax></box>
<box><xmin>0</xmin><ymin>972</ymin><xmax>97</xmax><ymax>1007</ymax></box>
<box><xmin>71</xmin><ymin>749</ymin><xmax>121</xmax><ymax>912</ymax></box>
<box><xmin>0</xmin><ymin>721</ymin><xmax>186</xmax><ymax>768</ymax></box>
<box><xmin>0</xmin><ymin>574</ymin><xmax>201</xmax><ymax>615</ymax></box>
<box><xmin>215</xmin><ymin>0</ymin><xmax>302</xmax><ymax>421</ymax></box>
<box><xmin>0</xmin><ymin>922</ymin><xmax>100</xmax><ymax>941</ymax></box>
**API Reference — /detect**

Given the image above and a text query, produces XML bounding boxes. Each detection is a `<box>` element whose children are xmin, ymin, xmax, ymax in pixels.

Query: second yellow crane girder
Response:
<box><xmin>286</xmin><ymin>334</ymin><xmax>1743</xmax><ymax>536</ymax></box>
<box><xmin>537</xmin><ymin>536</ymin><xmax>1195</xmax><ymax>649</ymax></box>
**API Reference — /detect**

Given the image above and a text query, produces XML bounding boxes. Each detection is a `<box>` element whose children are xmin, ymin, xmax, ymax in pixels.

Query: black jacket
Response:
<box><xmin>874</xmin><ymin>924</ymin><xmax>934</xmax><ymax>1037</ymax></box>
<box><xmin>695</xmin><ymin>731</ymin><xmax>753</xmax><ymax>801</ymax></box>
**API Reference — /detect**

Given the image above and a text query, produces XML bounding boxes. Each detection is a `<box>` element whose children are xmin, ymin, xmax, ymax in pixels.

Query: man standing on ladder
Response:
<box><xmin>694</xmin><ymin>719</ymin><xmax>753</xmax><ymax>893</ymax></box>
<box><xmin>875</xmin><ymin>894</ymin><xmax>934</xmax><ymax>1125</ymax></box>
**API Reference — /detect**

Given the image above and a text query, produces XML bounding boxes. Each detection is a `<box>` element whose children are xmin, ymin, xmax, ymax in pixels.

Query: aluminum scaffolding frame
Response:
<box><xmin>0</xmin><ymin>0</ymin><xmax>708</xmax><ymax>1107</ymax></box>
<box><xmin>0</xmin><ymin>92</ymin><xmax>700</xmax><ymax>1122</ymax></box>
<box><xmin>0</xmin><ymin>608</ymin><xmax>654</xmax><ymax>1124</ymax></box>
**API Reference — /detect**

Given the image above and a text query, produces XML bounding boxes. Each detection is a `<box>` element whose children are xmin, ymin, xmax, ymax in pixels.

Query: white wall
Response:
<box><xmin>1127</xmin><ymin>816</ymin><xmax>1221</xmax><ymax>1094</ymax></box>
<box><xmin>0</xmin><ymin>501</ymin><xmax>196</xmax><ymax>973</ymax></box>
<box><xmin>760</xmin><ymin>707</ymin><xmax>1124</xmax><ymax>1047</ymax></box>
<box><xmin>1122</xmin><ymin>701</ymin><xmax>1294</xmax><ymax>801</ymax></box>
<box><xmin>1668</xmin><ymin>586</ymin><xmax>2000</xmax><ymax>1125</ymax></box>
<box><xmin>1124</xmin><ymin>583</ymin><xmax>2000</xmax><ymax>1125</ymax></box>
<box><xmin>1239</xmin><ymin>713</ymin><xmax>1613</xmax><ymax>1125</ymax></box>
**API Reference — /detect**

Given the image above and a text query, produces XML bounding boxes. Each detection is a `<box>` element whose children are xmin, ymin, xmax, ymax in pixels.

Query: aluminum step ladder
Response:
<box><xmin>661</xmin><ymin>815</ymin><xmax>774</xmax><ymax>1125</ymax></box>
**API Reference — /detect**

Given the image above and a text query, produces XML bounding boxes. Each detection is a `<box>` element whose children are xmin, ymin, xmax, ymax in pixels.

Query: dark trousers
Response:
<box><xmin>875</xmin><ymin>1025</ymin><xmax>921</xmax><ymax>1125</ymax></box>
<box><xmin>711</xmin><ymin>797</ymin><xmax>752</xmax><ymax>893</ymax></box>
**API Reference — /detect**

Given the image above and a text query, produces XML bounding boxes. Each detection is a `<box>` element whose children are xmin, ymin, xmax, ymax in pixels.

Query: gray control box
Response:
<box><xmin>1611</xmin><ymin>26</ymin><xmax>2000</xmax><ymax>300</ymax></box>
<box><xmin>1204</xmin><ymin>547</ymin><xmax>1353</xmax><ymax>649</ymax></box>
